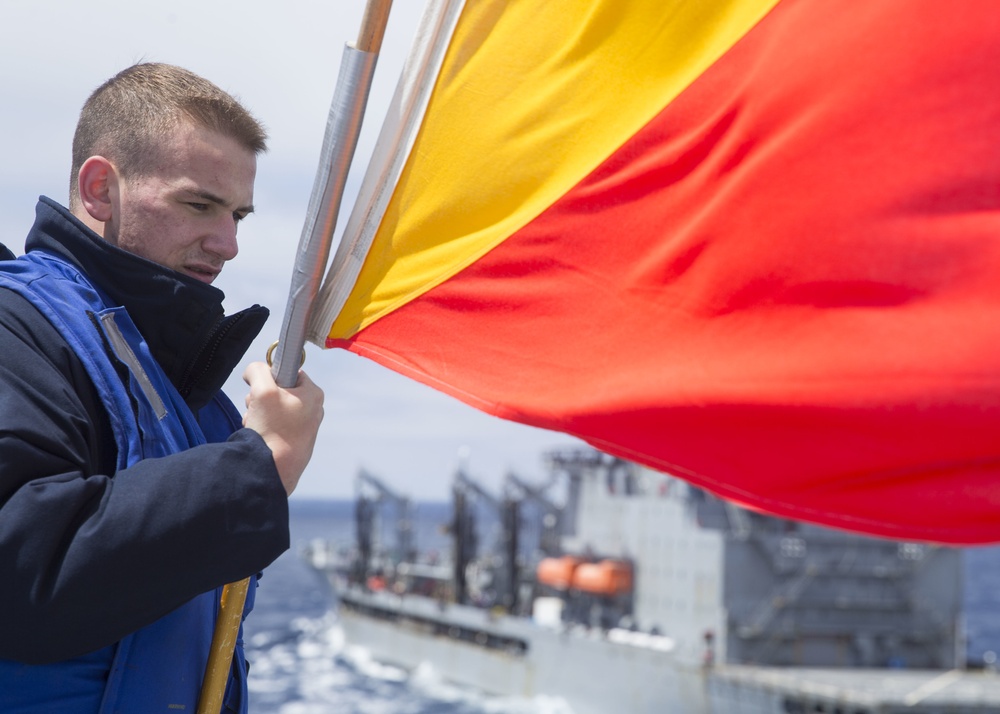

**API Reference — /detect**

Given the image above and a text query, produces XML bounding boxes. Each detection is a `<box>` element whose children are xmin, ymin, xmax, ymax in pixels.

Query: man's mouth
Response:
<box><xmin>185</xmin><ymin>264</ymin><xmax>221</xmax><ymax>283</ymax></box>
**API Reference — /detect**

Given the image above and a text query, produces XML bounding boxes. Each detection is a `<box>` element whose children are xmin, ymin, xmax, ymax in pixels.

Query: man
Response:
<box><xmin>0</xmin><ymin>63</ymin><xmax>325</xmax><ymax>712</ymax></box>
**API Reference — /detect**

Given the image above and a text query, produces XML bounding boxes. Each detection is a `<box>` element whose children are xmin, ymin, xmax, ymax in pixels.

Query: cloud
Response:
<box><xmin>0</xmin><ymin>0</ymin><xmax>582</xmax><ymax>500</ymax></box>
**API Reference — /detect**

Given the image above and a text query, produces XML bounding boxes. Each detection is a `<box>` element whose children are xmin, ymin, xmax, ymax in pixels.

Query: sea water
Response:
<box><xmin>246</xmin><ymin>500</ymin><xmax>571</xmax><ymax>714</ymax></box>
<box><xmin>245</xmin><ymin>500</ymin><xmax>1000</xmax><ymax>714</ymax></box>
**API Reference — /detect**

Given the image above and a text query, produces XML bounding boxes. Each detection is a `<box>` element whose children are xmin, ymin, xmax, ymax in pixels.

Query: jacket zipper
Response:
<box><xmin>176</xmin><ymin>311</ymin><xmax>248</xmax><ymax>398</ymax></box>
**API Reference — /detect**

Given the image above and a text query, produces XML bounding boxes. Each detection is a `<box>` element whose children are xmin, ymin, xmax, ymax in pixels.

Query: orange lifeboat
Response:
<box><xmin>571</xmin><ymin>560</ymin><xmax>632</xmax><ymax>597</ymax></box>
<box><xmin>536</xmin><ymin>556</ymin><xmax>582</xmax><ymax>590</ymax></box>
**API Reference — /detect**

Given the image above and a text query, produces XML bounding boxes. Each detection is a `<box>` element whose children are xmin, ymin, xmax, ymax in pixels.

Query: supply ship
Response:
<box><xmin>303</xmin><ymin>449</ymin><xmax>1000</xmax><ymax>713</ymax></box>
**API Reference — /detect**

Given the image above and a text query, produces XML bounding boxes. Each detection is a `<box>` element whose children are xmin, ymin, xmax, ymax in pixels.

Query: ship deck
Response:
<box><xmin>710</xmin><ymin>664</ymin><xmax>1000</xmax><ymax>713</ymax></box>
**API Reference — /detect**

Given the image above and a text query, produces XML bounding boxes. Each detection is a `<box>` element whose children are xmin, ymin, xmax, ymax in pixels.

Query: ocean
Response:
<box><xmin>244</xmin><ymin>499</ymin><xmax>1000</xmax><ymax>714</ymax></box>
<box><xmin>245</xmin><ymin>500</ymin><xmax>570</xmax><ymax>714</ymax></box>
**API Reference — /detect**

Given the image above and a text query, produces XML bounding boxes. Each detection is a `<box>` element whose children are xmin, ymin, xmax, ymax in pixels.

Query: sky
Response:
<box><xmin>0</xmin><ymin>0</ymin><xmax>583</xmax><ymax>500</ymax></box>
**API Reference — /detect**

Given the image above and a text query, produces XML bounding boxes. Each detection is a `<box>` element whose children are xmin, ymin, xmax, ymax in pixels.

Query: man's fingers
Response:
<box><xmin>240</xmin><ymin>362</ymin><xmax>324</xmax><ymax>496</ymax></box>
<box><xmin>242</xmin><ymin>360</ymin><xmax>271</xmax><ymax>386</ymax></box>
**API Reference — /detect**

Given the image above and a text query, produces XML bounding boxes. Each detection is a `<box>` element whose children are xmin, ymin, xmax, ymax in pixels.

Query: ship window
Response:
<box><xmin>781</xmin><ymin>699</ymin><xmax>806</xmax><ymax>714</ymax></box>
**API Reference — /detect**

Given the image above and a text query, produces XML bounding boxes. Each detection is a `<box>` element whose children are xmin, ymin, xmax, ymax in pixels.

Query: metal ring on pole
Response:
<box><xmin>266</xmin><ymin>340</ymin><xmax>305</xmax><ymax>369</ymax></box>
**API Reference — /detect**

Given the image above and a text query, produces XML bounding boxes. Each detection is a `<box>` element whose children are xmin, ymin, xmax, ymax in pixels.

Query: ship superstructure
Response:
<box><xmin>546</xmin><ymin>450</ymin><xmax>962</xmax><ymax>670</ymax></box>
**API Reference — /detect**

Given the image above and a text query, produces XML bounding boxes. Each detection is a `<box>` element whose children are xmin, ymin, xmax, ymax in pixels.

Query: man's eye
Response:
<box><xmin>188</xmin><ymin>202</ymin><xmax>210</xmax><ymax>212</ymax></box>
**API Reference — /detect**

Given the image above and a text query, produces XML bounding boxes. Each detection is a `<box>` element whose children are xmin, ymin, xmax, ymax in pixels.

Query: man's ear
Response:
<box><xmin>77</xmin><ymin>156</ymin><xmax>119</xmax><ymax>224</ymax></box>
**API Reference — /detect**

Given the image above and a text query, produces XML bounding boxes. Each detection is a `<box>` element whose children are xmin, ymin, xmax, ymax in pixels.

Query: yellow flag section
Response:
<box><xmin>316</xmin><ymin>0</ymin><xmax>780</xmax><ymax>338</ymax></box>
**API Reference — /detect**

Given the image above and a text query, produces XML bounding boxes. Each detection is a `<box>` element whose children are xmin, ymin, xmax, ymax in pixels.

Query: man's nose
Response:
<box><xmin>204</xmin><ymin>215</ymin><xmax>240</xmax><ymax>261</ymax></box>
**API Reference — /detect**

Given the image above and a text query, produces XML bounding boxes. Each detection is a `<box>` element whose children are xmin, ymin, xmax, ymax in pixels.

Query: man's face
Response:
<box><xmin>105</xmin><ymin>120</ymin><xmax>257</xmax><ymax>284</ymax></box>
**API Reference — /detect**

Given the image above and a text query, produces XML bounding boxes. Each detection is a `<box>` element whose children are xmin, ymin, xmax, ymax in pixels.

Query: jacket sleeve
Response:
<box><xmin>0</xmin><ymin>290</ymin><xmax>290</xmax><ymax>664</ymax></box>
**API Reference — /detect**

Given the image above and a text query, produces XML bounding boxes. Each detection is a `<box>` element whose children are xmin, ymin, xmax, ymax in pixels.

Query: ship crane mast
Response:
<box><xmin>354</xmin><ymin>468</ymin><xmax>415</xmax><ymax>586</ymax></box>
<box><xmin>451</xmin><ymin>469</ymin><xmax>520</xmax><ymax>611</ymax></box>
<box><xmin>504</xmin><ymin>471</ymin><xmax>563</xmax><ymax>558</ymax></box>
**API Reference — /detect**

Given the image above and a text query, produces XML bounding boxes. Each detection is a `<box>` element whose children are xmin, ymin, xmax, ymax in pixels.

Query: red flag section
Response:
<box><xmin>315</xmin><ymin>0</ymin><xmax>1000</xmax><ymax>543</ymax></box>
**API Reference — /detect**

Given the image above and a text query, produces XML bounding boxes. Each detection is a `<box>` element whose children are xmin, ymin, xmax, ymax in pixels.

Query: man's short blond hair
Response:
<box><xmin>69</xmin><ymin>62</ymin><xmax>268</xmax><ymax>209</ymax></box>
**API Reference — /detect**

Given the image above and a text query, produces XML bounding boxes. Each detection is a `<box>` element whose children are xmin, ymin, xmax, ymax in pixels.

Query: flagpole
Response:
<box><xmin>197</xmin><ymin>2</ymin><xmax>393</xmax><ymax>712</ymax></box>
<box><xmin>270</xmin><ymin>0</ymin><xmax>393</xmax><ymax>389</ymax></box>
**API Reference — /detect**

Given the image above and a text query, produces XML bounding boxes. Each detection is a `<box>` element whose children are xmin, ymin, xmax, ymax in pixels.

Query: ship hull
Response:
<box><xmin>332</xmin><ymin>585</ymin><xmax>1000</xmax><ymax>714</ymax></box>
<box><xmin>335</xmin><ymin>586</ymin><xmax>709</xmax><ymax>714</ymax></box>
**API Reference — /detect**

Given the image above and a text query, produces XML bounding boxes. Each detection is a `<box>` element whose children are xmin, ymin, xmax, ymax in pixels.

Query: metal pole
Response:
<box><xmin>271</xmin><ymin>0</ymin><xmax>393</xmax><ymax>388</ymax></box>
<box><xmin>197</xmin><ymin>2</ymin><xmax>393</xmax><ymax>711</ymax></box>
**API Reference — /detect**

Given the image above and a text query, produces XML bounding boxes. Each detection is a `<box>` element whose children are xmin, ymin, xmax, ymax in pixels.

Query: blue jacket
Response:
<box><xmin>0</xmin><ymin>199</ymin><xmax>290</xmax><ymax>712</ymax></box>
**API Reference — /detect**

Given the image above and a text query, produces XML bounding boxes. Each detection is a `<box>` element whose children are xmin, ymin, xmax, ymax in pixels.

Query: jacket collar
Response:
<box><xmin>26</xmin><ymin>197</ymin><xmax>269</xmax><ymax>411</ymax></box>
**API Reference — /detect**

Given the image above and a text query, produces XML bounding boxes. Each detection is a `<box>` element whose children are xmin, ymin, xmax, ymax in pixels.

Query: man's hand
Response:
<box><xmin>242</xmin><ymin>361</ymin><xmax>325</xmax><ymax>495</ymax></box>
